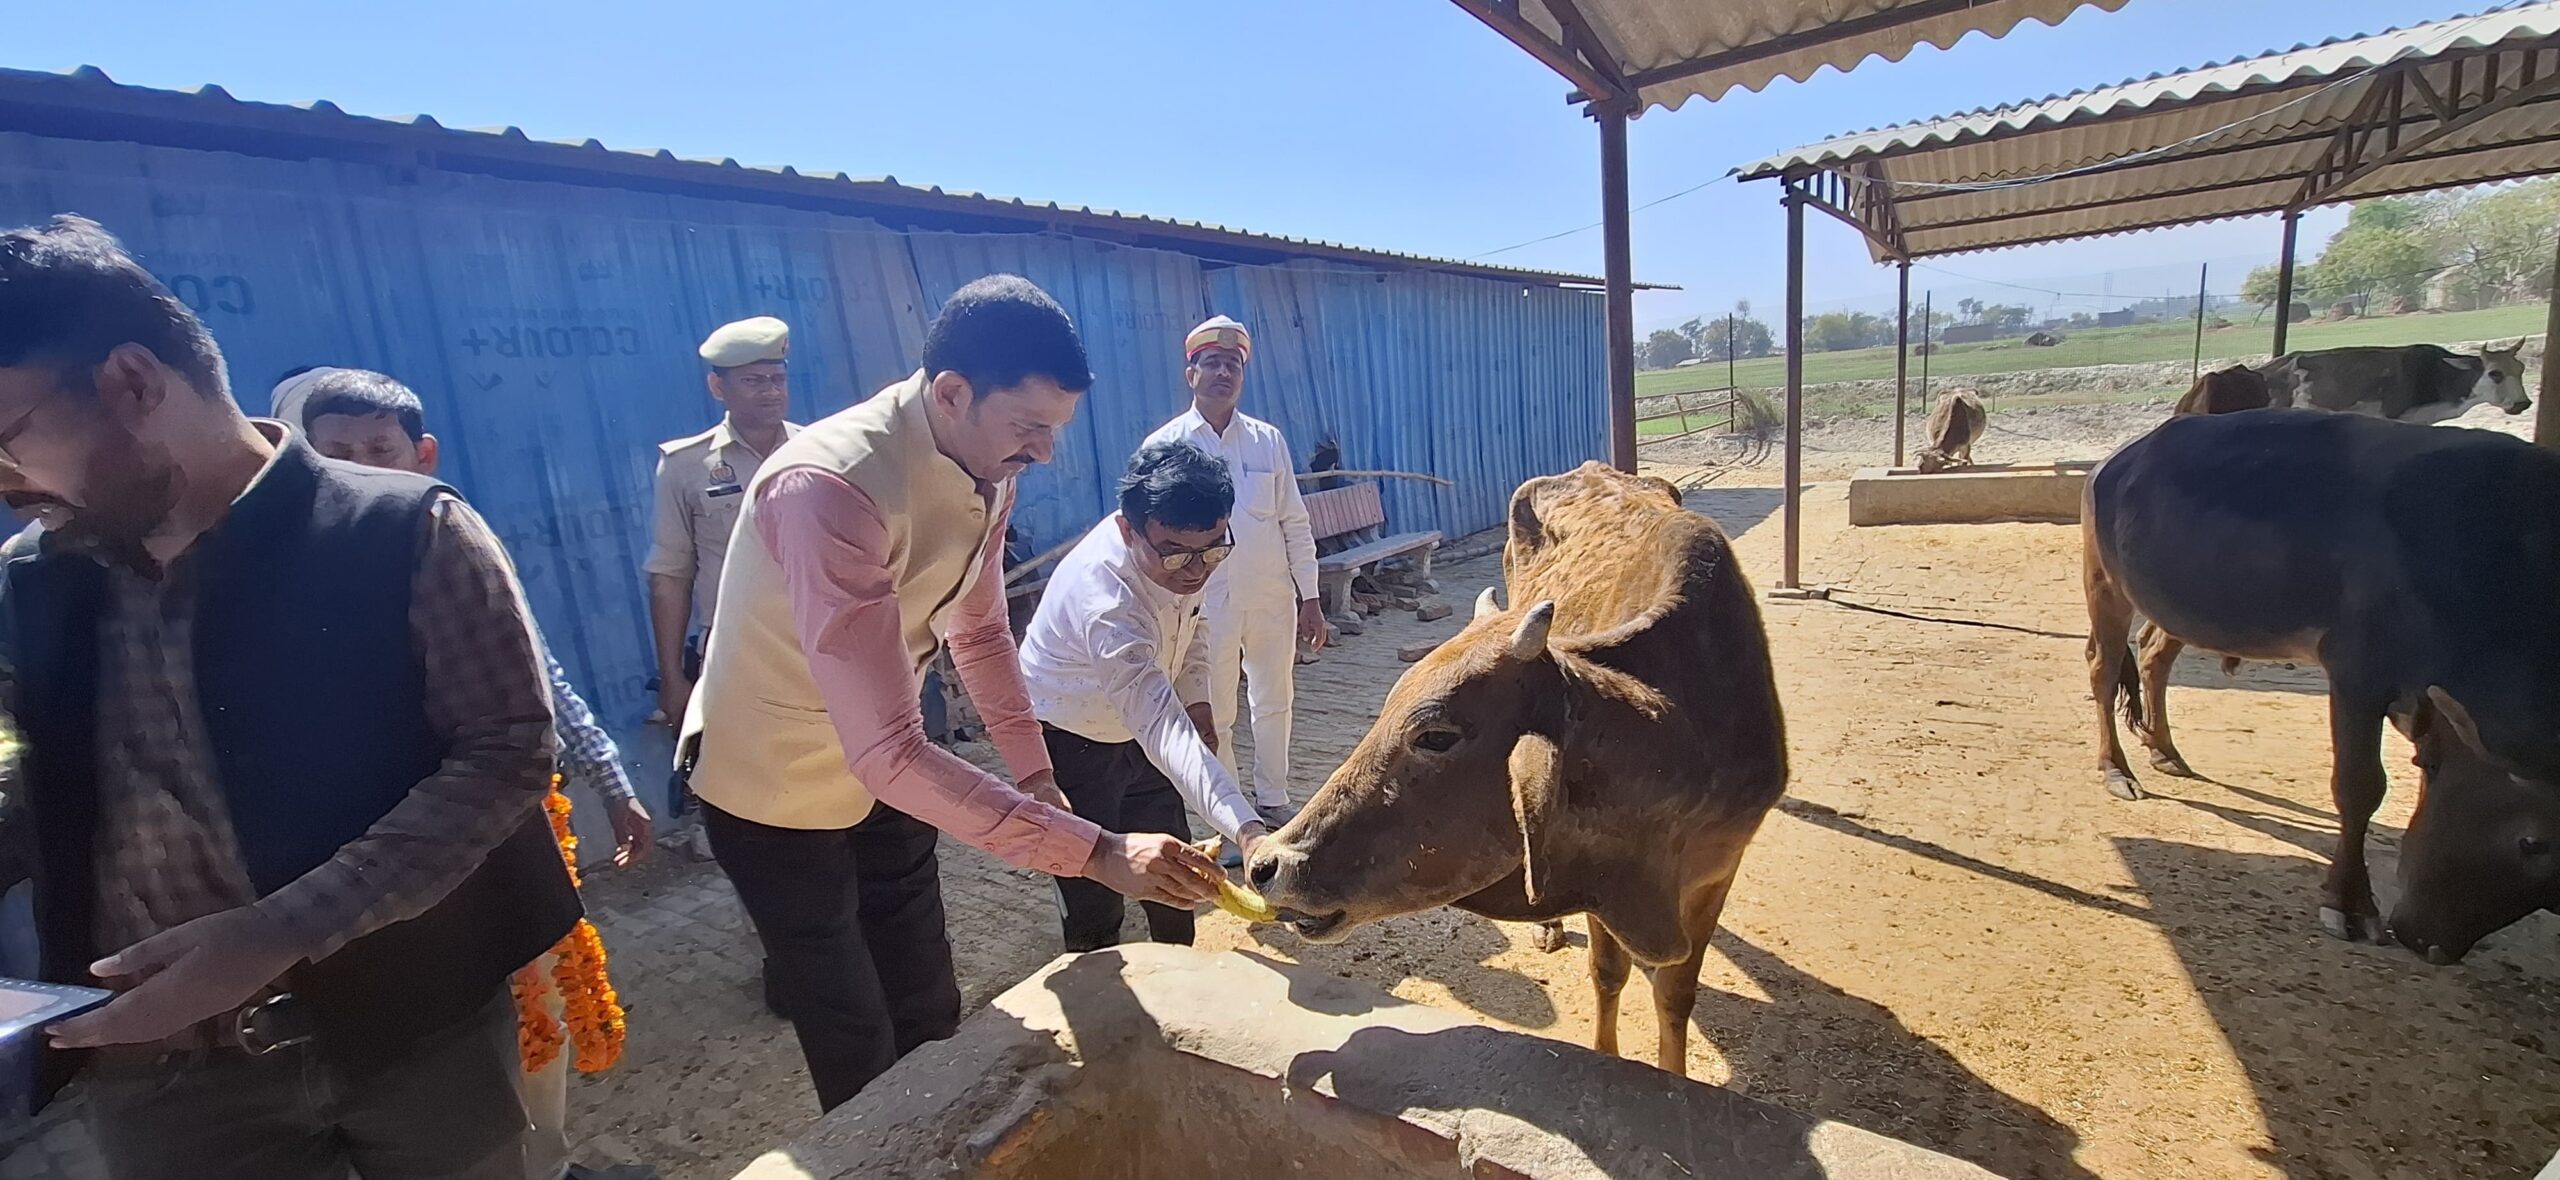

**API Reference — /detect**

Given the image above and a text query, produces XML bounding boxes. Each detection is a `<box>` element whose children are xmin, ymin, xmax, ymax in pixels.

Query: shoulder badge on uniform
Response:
<box><xmin>658</xmin><ymin>427</ymin><xmax>719</xmax><ymax>456</ymax></box>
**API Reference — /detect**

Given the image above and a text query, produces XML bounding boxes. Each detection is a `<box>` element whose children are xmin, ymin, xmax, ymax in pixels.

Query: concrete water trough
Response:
<box><xmin>1847</xmin><ymin>461</ymin><xmax>2096</xmax><ymax>527</ymax></box>
<box><xmin>733</xmin><ymin>945</ymin><xmax>1997</xmax><ymax>1180</ymax></box>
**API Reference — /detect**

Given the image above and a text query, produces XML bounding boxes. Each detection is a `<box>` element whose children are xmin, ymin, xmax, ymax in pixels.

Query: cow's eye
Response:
<box><xmin>2521</xmin><ymin>834</ymin><xmax>2553</xmax><ymax>857</ymax></box>
<box><xmin>1413</xmin><ymin>728</ymin><xmax>1463</xmax><ymax>754</ymax></box>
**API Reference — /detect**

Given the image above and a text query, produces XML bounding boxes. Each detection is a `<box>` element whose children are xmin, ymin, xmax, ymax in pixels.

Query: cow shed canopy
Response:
<box><xmin>1451</xmin><ymin>0</ymin><xmax>2134</xmax><ymax>472</ymax></box>
<box><xmin>1735</xmin><ymin>2</ymin><xmax>2560</xmax><ymax>261</ymax></box>
<box><xmin>1461</xmin><ymin>0</ymin><xmax>2132</xmax><ymax>116</ymax></box>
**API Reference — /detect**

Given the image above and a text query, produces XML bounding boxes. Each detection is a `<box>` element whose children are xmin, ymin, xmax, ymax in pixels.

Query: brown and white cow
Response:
<box><xmin>2084</xmin><ymin>409</ymin><xmax>2560</xmax><ymax>955</ymax></box>
<box><xmin>1248</xmin><ymin>462</ymin><xmax>1788</xmax><ymax>1074</ymax></box>
<box><xmin>1914</xmin><ymin>389</ymin><xmax>1986</xmax><ymax>473</ymax></box>
<box><xmin>2254</xmin><ymin>342</ymin><xmax>2529</xmax><ymax>424</ymax></box>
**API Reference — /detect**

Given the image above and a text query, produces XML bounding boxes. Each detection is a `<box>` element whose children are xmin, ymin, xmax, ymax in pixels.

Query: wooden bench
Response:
<box><xmin>1308</xmin><ymin>481</ymin><xmax>1442</xmax><ymax>618</ymax></box>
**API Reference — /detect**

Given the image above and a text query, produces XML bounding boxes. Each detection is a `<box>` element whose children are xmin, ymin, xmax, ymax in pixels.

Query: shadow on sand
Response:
<box><xmin>1684</xmin><ymin>486</ymin><xmax>1784</xmax><ymax>539</ymax></box>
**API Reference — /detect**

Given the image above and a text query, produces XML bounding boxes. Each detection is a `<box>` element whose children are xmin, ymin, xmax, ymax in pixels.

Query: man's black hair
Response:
<box><xmin>301</xmin><ymin>369</ymin><xmax>427</xmax><ymax>443</ymax></box>
<box><xmin>1119</xmin><ymin>441</ymin><xmax>1233</xmax><ymax>533</ymax></box>
<box><xmin>922</xmin><ymin>274</ymin><xmax>1093</xmax><ymax>400</ymax></box>
<box><xmin>0</xmin><ymin>215</ymin><xmax>229</xmax><ymax>399</ymax></box>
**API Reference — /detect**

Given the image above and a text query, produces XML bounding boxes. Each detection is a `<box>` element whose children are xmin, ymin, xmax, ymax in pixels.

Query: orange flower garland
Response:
<box><xmin>513</xmin><ymin>777</ymin><xmax>628</xmax><ymax>1074</ymax></box>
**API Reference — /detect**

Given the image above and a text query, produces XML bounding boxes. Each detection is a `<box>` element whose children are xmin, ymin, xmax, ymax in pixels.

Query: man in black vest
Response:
<box><xmin>0</xmin><ymin>216</ymin><xmax>578</xmax><ymax>1179</ymax></box>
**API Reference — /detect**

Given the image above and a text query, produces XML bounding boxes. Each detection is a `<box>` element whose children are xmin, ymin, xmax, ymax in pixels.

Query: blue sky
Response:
<box><xmin>11</xmin><ymin>0</ymin><xmax>2461</xmax><ymax>329</ymax></box>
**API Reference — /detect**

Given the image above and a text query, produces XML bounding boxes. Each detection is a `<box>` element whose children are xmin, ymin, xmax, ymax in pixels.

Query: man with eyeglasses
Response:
<box><xmin>1141</xmin><ymin>316</ymin><xmax>1323</xmax><ymax>863</ymax></box>
<box><xmin>1016</xmin><ymin>440</ymin><xmax>1266</xmax><ymax>951</ymax></box>
<box><xmin>645</xmin><ymin>317</ymin><xmax>800</xmax><ymax>733</ymax></box>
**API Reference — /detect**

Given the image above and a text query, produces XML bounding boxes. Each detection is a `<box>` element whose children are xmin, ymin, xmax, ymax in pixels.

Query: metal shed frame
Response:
<box><xmin>1449</xmin><ymin>0</ymin><xmax>2130</xmax><ymax>473</ymax></box>
<box><xmin>1737</xmin><ymin>2</ymin><xmax>2560</xmax><ymax>588</ymax></box>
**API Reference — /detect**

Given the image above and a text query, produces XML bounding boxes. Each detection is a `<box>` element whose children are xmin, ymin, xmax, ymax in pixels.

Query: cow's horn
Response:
<box><xmin>1508</xmin><ymin>601</ymin><xmax>1556</xmax><ymax>660</ymax></box>
<box><xmin>1474</xmin><ymin>587</ymin><xmax>1503</xmax><ymax>620</ymax></box>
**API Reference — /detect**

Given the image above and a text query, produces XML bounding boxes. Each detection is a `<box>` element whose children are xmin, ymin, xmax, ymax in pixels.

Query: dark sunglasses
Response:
<box><xmin>1140</xmin><ymin>530</ymin><xmax>1234</xmax><ymax>573</ymax></box>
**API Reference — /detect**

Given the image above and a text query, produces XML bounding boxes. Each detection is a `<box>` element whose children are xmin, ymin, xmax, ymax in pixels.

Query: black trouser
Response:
<box><xmin>1043</xmin><ymin>723</ymin><xmax>1197</xmax><ymax>952</ymax></box>
<box><xmin>702</xmin><ymin>800</ymin><xmax>962</xmax><ymax>1112</ymax></box>
<box><xmin>84</xmin><ymin>988</ymin><xmax>524</xmax><ymax>1180</ymax></box>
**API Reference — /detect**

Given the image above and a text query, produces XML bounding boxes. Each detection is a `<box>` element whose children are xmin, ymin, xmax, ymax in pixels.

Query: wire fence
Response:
<box><xmin>1642</xmin><ymin>266</ymin><xmax>2551</xmax><ymax>444</ymax></box>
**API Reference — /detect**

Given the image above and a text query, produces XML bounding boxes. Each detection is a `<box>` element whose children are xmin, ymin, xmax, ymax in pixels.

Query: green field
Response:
<box><xmin>1636</xmin><ymin>303</ymin><xmax>2545</xmax><ymax>397</ymax></box>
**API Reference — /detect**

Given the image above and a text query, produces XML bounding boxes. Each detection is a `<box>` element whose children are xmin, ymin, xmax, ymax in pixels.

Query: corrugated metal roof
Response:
<box><xmin>1733</xmin><ymin>2</ymin><xmax>2560</xmax><ymax>259</ymax></box>
<box><xmin>1499</xmin><ymin>0</ymin><xmax>2132</xmax><ymax>112</ymax></box>
<box><xmin>0</xmin><ymin>65</ymin><xmax>1619</xmax><ymax>289</ymax></box>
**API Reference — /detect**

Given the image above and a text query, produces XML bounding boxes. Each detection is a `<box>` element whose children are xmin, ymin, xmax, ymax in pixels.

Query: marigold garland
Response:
<box><xmin>513</xmin><ymin>777</ymin><xmax>628</xmax><ymax>1074</ymax></box>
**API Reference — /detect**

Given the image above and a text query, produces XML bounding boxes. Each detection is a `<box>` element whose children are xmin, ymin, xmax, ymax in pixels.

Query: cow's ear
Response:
<box><xmin>1509</xmin><ymin>732</ymin><xmax>1564</xmax><ymax>904</ymax></box>
<box><xmin>1507</xmin><ymin>481</ymin><xmax>1548</xmax><ymax>553</ymax></box>
<box><xmin>1508</xmin><ymin>601</ymin><xmax>1556</xmax><ymax>661</ymax></box>
<box><xmin>2412</xmin><ymin>686</ymin><xmax>2491</xmax><ymax>768</ymax></box>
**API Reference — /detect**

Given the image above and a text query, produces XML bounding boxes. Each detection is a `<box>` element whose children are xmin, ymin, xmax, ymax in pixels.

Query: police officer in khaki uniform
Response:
<box><xmin>646</xmin><ymin>316</ymin><xmax>801</xmax><ymax>727</ymax></box>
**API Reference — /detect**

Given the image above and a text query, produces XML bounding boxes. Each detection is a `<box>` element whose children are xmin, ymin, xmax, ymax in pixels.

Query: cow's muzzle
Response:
<box><xmin>1249</xmin><ymin>843</ymin><xmax>1355</xmax><ymax>942</ymax></box>
<box><xmin>1274</xmin><ymin>907</ymin><xmax>1349</xmax><ymax>942</ymax></box>
<box><xmin>2387</xmin><ymin>921</ymin><xmax>2476</xmax><ymax>966</ymax></box>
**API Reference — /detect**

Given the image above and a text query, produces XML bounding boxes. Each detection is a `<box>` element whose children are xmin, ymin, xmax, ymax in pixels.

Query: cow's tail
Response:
<box><xmin>2113</xmin><ymin>635</ymin><xmax>2145</xmax><ymax>733</ymax></box>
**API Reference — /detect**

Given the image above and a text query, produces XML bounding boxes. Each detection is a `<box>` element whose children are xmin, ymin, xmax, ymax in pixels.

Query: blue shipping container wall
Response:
<box><xmin>0</xmin><ymin>130</ymin><xmax>1606</xmax><ymax>781</ymax></box>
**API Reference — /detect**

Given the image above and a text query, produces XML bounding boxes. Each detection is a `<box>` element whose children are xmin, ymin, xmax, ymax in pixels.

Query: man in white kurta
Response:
<box><xmin>1142</xmin><ymin>317</ymin><xmax>1322</xmax><ymax>838</ymax></box>
<box><xmin>1018</xmin><ymin>441</ymin><xmax>1267</xmax><ymax>949</ymax></box>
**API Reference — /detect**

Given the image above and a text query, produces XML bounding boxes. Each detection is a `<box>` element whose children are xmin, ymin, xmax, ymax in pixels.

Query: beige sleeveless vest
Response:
<box><xmin>681</xmin><ymin>370</ymin><xmax>1006</xmax><ymax>829</ymax></box>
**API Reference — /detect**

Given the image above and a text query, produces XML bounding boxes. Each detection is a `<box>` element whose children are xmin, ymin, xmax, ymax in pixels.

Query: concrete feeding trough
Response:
<box><xmin>733</xmin><ymin>945</ymin><xmax>1995</xmax><ymax>1180</ymax></box>
<box><xmin>1847</xmin><ymin>460</ymin><xmax>2096</xmax><ymax>527</ymax></box>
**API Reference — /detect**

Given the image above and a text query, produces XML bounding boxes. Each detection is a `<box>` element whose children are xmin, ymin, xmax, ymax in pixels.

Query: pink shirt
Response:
<box><xmin>755</xmin><ymin>466</ymin><xmax>1101</xmax><ymax>877</ymax></box>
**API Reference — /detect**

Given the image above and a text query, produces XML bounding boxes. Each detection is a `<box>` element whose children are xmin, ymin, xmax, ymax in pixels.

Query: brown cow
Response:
<box><xmin>1248</xmin><ymin>462</ymin><xmax>1788</xmax><ymax>1073</ymax></box>
<box><xmin>1914</xmin><ymin>389</ymin><xmax>1986</xmax><ymax>473</ymax></box>
<box><xmin>2171</xmin><ymin>364</ymin><xmax>2271</xmax><ymax>416</ymax></box>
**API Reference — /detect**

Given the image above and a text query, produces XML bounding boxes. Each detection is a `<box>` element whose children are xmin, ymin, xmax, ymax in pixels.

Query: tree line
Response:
<box><xmin>2242</xmin><ymin>178</ymin><xmax>2560</xmax><ymax>314</ymax></box>
<box><xmin>1641</xmin><ymin>298</ymin><xmax>2040</xmax><ymax>368</ymax></box>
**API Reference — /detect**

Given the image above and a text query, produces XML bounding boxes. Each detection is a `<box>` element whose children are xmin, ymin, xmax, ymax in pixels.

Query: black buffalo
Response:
<box><xmin>2082</xmin><ymin>409</ymin><xmax>2560</xmax><ymax>959</ymax></box>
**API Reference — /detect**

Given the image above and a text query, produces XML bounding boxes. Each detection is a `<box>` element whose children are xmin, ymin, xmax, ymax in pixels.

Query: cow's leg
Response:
<box><xmin>1530</xmin><ymin>919</ymin><xmax>1567</xmax><ymax>952</ymax></box>
<box><xmin>2083</xmin><ymin>526</ymin><xmax>2143</xmax><ymax>800</ymax></box>
<box><xmin>2320</xmin><ymin>687</ymin><xmax>2392</xmax><ymax>943</ymax></box>
<box><xmin>2122</xmin><ymin>622</ymin><xmax>2160</xmax><ymax>731</ymax></box>
<box><xmin>1587</xmin><ymin>916</ymin><xmax>1631</xmax><ymax>1059</ymax></box>
<box><xmin>1648</xmin><ymin>874</ymin><xmax>1735</xmax><ymax>1076</ymax></box>
<box><xmin>2134</xmin><ymin>624</ymin><xmax>2198</xmax><ymax>778</ymax></box>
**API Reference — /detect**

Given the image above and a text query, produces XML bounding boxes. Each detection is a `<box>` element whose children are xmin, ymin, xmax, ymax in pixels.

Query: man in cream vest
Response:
<box><xmin>680</xmin><ymin>275</ymin><xmax>1222</xmax><ymax>1112</ymax></box>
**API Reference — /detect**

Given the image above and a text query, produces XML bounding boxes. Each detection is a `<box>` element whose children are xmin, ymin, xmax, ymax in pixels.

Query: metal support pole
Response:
<box><xmin>1893</xmin><ymin>259</ymin><xmax>1911</xmax><ymax>468</ymax></box>
<box><xmin>1782</xmin><ymin>188</ymin><xmax>1806</xmax><ymax>590</ymax></box>
<box><xmin>1920</xmin><ymin>291</ymin><xmax>1933</xmax><ymax>407</ymax></box>
<box><xmin>2539</xmin><ymin>224</ymin><xmax>2560</xmax><ymax>449</ymax></box>
<box><xmin>1599</xmin><ymin>105</ymin><xmax>1638</xmax><ymax>473</ymax></box>
<box><xmin>2192</xmin><ymin>262</ymin><xmax>2210</xmax><ymax>380</ymax></box>
<box><xmin>2273</xmin><ymin>211</ymin><xmax>2301</xmax><ymax>357</ymax></box>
